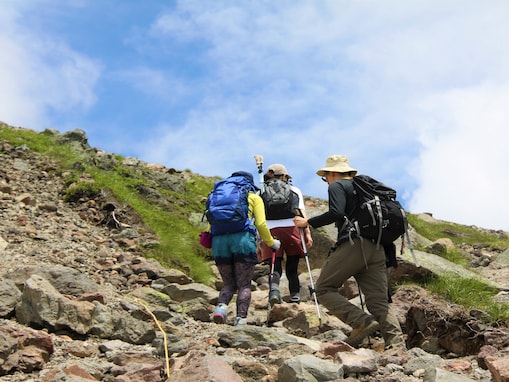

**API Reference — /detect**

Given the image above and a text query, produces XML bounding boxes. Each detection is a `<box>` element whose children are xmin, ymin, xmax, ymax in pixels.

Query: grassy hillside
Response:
<box><xmin>2</xmin><ymin>123</ymin><xmax>508</xmax><ymax>324</ymax></box>
<box><xmin>0</xmin><ymin>123</ymin><xmax>217</xmax><ymax>284</ymax></box>
<box><xmin>407</xmin><ymin>213</ymin><xmax>509</xmax><ymax>250</ymax></box>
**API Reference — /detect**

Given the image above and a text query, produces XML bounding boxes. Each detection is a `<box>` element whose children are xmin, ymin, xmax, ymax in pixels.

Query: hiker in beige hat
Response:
<box><xmin>293</xmin><ymin>155</ymin><xmax>405</xmax><ymax>349</ymax></box>
<box><xmin>258</xmin><ymin>164</ymin><xmax>312</xmax><ymax>305</ymax></box>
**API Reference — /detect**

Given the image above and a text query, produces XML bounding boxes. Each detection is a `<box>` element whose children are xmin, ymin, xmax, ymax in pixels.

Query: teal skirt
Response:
<box><xmin>212</xmin><ymin>231</ymin><xmax>258</xmax><ymax>265</ymax></box>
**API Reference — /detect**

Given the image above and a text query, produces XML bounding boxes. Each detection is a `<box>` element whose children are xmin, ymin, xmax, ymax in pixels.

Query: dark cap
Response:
<box><xmin>231</xmin><ymin>171</ymin><xmax>258</xmax><ymax>190</ymax></box>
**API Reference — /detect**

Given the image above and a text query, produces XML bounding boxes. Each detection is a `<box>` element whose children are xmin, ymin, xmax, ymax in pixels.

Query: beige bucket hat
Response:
<box><xmin>316</xmin><ymin>155</ymin><xmax>357</xmax><ymax>176</ymax></box>
<box><xmin>267</xmin><ymin>163</ymin><xmax>292</xmax><ymax>179</ymax></box>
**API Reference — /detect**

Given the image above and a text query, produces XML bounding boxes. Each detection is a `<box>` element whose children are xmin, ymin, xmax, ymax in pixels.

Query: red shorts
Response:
<box><xmin>259</xmin><ymin>226</ymin><xmax>305</xmax><ymax>262</ymax></box>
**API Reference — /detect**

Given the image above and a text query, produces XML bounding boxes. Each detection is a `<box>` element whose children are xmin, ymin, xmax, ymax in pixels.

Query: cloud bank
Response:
<box><xmin>1</xmin><ymin>1</ymin><xmax>508</xmax><ymax>230</ymax></box>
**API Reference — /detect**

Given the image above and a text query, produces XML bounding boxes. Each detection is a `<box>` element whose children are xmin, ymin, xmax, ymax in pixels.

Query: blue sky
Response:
<box><xmin>2</xmin><ymin>1</ymin><xmax>509</xmax><ymax>231</ymax></box>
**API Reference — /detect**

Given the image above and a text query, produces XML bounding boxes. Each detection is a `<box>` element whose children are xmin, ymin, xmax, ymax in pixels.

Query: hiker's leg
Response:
<box><xmin>381</xmin><ymin>308</ymin><xmax>405</xmax><ymax>348</ymax></box>
<box><xmin>283</xmin><ymin>226</ymin><xmax>305</xmax><ymax>299</ymax></box>
<box><xmin>234</xmin><ymin>261</ymin><xmax>255</xmax><ymax>318</ymax></box>
<box><xmin>228</xmin><ymin>231</ymin><xmax>258</xmax><ymax>317</ymax></box>
<box><xmin>272</xmin><ymin>226</ymin><xmax>304</xmax><ymax>294</ymax></box>
<box><xmin>383</xmin><ymin>268</ymin><xmax>404</xmax><ymax>347</ymax></box>
<box><xmin>213</xmin><ymin>234</ymin><xmax>236</xmax><ymax>305</ymax></box>
<box><xmin>273</xmin><ymin>256</ymin><xmax>283</xmax><ymax>281</ymax></box>
<box><xmin>260</xmin><ymin>229</ymin><xmax>283</xmax><ymax>284</ymax></box>
<box><xmin>355</xmin><ymin>242</ymin><xmax>404</xmax><ymax>347</ymax></box>
<box><xmin>285</xmin><ymin>255</ymin><xmax>300</xmax><ymax>294</ymax></box>
<box><xmin>316</xmin><ymin>240</ymin><xmax>369</xmax><ymax>325</ymax></box>
<box><xmin>270</xmin><ymin>225</ymin><xmax>284</xmax><ymax>281</ymax></box>
<box><xmin>268</xmin><ymin>256</ymin><xmax>282</xmax><ymax>305</ymax></box>
<box><xmin>216</xmin><ymin>263</ymin><xmax>237</xmax><ymax>305</ymax></box>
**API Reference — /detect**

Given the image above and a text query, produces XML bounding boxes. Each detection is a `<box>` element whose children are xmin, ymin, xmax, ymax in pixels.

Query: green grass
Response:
<box><xmin>63</xmin><ymin>181</ymin><xmax>102</xmax><ymax>202</ymax></box>
<box><xmin>407</xmin><ymin>212</ymin><xmax>509</xmax><ymax>250</ymax></box>
<box><xmin>0</xmin><ymin>124</ymin><xmax>216</xmax><ymax>285</ymax></box>
<box><xmin>406</xmin><ymin>212</ymin><xmax>509</xmax><ymax>325</ymax></box>
<box><xmin>2</xmin><ymin>124</ymin><xmax>508</xmax><ymax>309</ymax></box>
<box><xmin>90</xmin><ymin>169</ymin><xmax>215</xmax><ymax>284</ymax></box>
<box><xmin>0</xmin><ymin>125</ymin><xmax>78</xmax><ymax>167</ymax></box>
<box><xmin>441</xmin><ymin>248</ymin><xmax>469</xmax><ymax>267</ymax></box>
<box><xmin>422</xmin><ymin>273</ymin><xmax>509</xmax><ymax>326</ymax></box>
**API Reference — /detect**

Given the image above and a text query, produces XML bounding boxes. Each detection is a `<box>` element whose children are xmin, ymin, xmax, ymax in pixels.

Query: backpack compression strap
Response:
<box><xmin>360</xmin><ymin>195</ymin><xmax>384</xmax><ymax>248</ymax></box>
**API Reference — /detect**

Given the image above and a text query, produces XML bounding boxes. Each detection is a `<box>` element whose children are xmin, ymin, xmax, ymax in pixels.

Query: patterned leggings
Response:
<box><xmin>216</xmin><ymin>262</ymin><xmax>255</xmax><ymax>318</ymax></box>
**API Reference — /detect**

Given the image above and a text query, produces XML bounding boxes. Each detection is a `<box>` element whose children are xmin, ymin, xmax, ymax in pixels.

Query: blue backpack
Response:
<box><xmin>205</xmin><ymin>176</ymin><xmax>256</xmax><ymax>236</ymax></box>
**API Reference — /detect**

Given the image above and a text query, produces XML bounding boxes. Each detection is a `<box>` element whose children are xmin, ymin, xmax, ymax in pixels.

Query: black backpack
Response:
<box><xmin>261</xmin><ymin>178</ymin><xmax>300</xmax><ymax>220</ymax></box>
<box><xmin>346</xmin><ymin>175</ymin><xmax>407</xmax><ymax>247</ymax></box>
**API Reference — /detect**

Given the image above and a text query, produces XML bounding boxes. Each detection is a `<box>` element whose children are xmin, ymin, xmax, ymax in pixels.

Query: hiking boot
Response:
<box><xmin>290</xmin><ymin>293</ymin><xmax>301</xmax><ymax>304</ymax></box>
<box><xmin>346</xmin><ymin>317</ymin><xmax>380</xmax><ymax>347</ymax></box>
<box><xmin>385</xmin><ymin>341</ymin><xmax>407</xmax><ymax>351</ymax></box>
<box><xmin>234</xmin><ymin>317</ymin><xmax>247</xmax><ymax>326</ymax></box>
<box><xmin>385</xmin><ymin>337</ymin><xmax>407</xmax><ymax>351</ymax></box>
<box><xmin>212</xmin><ymin>303</ymin><xmax>228</xmax><ymax>324</ymax></box>
<box><xmin>269</xmin><ymin>290</ymin><xmax>281</xmax><ymax>306</ymax></box>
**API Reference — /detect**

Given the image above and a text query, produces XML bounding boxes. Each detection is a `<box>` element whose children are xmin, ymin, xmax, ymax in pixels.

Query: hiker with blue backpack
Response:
<box><xmin>293</xmin><ymin>155</ymin><xmax>406</xmax><ymax>349</ymax></box>
<box><xmin>206</xmin><ymin>171</ymin><xmax>281</xmax><ymax>326</ymax></box>
<box><xmin>258</xmin><ymin>164</ymin><xmax>313</xmax><ymax>305</ymax></box>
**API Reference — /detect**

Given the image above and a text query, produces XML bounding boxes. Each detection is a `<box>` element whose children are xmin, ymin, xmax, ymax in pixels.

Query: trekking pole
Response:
<box><xmin>254</xmin><ymin>155</ymin><xmax>264</xmax><ymax>193</ymax></box>
<box><xmin>405</xmin><ymin>231</ymin><xmax>419</xmax><ymax>267</ymax></box>
<box><xmin>266</xmin><ymin>248</ymin><xmax>276</xmax><ymax>326</ymax></box>
<box><xmin>254</xmin><ymin>154</ymin><xmax>267</xmax><ymax>284</ymax></box>
<box><xmin>401</xmin><ymin>210</ymin><xmax>419</xmax><ymax>267</ymax></box>
<box><xmin>356</xmin><ymin>284</ymin><xmax>372</xmax><ymax>346</ymax></box>
<box><xmin>295</xmin><ymin>208</ymin><xmax>322</xmax><ymax>325</ymax></box>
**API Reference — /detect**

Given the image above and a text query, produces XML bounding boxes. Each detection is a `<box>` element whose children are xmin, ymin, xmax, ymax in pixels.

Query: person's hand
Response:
<box><xmin>271</xmin><ymin>239</ymin><xmax>281</xmax><ymax>251</ymax></box>
<box><xmin>257</xmin><ymin>244</ymin><xmax>263</xmax><ymax>262</ymax></box>
<box><xmin>304</xmin><ymin>228</ymin><xmax>313</xmax><ymax>249</ymax></box>
<box><xmin>293</xmin><ymin>216</ymin><xmax>308</xmax><ymax>228</ymax></box>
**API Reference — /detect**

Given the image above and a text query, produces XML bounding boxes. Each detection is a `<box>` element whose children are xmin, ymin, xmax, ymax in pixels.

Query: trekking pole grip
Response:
<box><xmin>254</xmin><ymin>155</ymin><xmax>264</xmax><ymax>173</ymax></box>
<box><xmin>294</xmin><ymin>208</ymin><xmax>304</xmax><ymax>218</ymax></box>
<box><xmin>254</xmin><ymin>155</ymin><xmax>265</xmax><ymax>193</ymax></box>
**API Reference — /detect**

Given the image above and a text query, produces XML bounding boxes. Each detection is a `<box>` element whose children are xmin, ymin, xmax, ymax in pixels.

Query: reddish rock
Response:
<box><xmin>486</xmin><ymin>356</ymin><xmax>509</xmax><ymax>382</ymax></box>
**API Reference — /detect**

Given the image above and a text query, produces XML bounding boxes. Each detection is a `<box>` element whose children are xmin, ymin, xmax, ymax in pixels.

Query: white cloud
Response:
<box><xmin>2</xmin><ymin>1</ymin><xmax>509</xmax><ymax>232</ymax></box>
<box><xmin>408</xmin><ymin>83</ymin><xmax>509</xmax><ymax>230</ymax></box>
<box><xmin>0</xmin><ymin>2</ymin><xmax>101</xmax><ymax>129</ymax></box>
<box><xmin>141</xmin><ymin>0</ymin><xmax>509</xmax><ymax>231</ymax></box>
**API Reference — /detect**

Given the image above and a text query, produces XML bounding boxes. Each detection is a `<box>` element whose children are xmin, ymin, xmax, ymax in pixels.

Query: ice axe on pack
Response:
<box><xmin>294</xmin><ymin>208</ymin><xmax>322</xmax><ymax>325</ymax></box>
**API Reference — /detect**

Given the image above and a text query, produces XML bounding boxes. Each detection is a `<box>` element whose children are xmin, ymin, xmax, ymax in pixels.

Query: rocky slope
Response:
<box><xmin>0</xmin><ymin>127</ymin><xmax>509</xmax><ymax>382</ymax></box>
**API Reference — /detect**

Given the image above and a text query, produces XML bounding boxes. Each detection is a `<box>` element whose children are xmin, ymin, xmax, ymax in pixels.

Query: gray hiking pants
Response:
<box><xmin>316</xmin><ymin>238</ymin><xmax>404</xmax><ymax>347</ymax></box>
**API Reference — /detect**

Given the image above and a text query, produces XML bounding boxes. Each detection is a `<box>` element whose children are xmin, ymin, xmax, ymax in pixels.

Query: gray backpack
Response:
<box><xmin>261</xmin><ymin>178</ymin><xmax>299</xmax><ymax>220</ymax></box>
